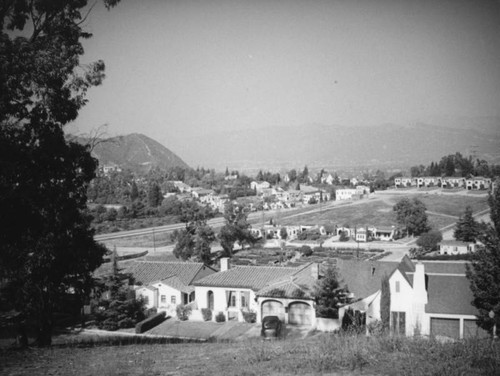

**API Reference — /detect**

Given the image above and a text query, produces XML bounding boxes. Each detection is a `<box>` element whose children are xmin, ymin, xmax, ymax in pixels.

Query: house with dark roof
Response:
<box><xmin>339</xmin><ymin>257</ymin><xmax>488</xmax><ymax>340</ymax></box>
<box><xmin>439</xmin><ymin>240</ymin><xmax>477</xmax><ymax>255</ymax></box>
<box><xmin>129</xmin><ymin>261</ymin><xmax>216</xmax><ymax>316</ymax></box>
<box><xmin>193</xmin><ymin>258</ymin><xmax>319</xmax><ymax>326</ymax></box>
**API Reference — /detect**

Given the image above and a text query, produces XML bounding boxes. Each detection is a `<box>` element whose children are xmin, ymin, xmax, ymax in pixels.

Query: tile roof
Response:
<box><xmin>194</xmin><ymin>264</ymin><xmax>309</xmax><ymax>291</ymax></box>
<box><xmin>126</xmin><ymin>261</ymin><xmax>215</xmax><ymax>286</ymax></box>
<box><xmin>425</xmin><ymin>275</ymin><xmax>477</xmax><ymax>315</ymax></box>
<box><xmin>439</xmin><ymin>240</ymin><xmax>472</xmax><ymax>246</ymax></box>
<box><xmin>256</xmin><ymin>264</ymin><xmax>317</xmax><ymax>299</ymax></box>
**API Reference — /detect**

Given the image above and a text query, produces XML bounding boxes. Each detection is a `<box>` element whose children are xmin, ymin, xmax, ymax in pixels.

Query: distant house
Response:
<box><xmin>191</xmin><ymin>188</ymin><xmax>215</xmax><ymax>203</ymax></box>
<box><xmin>441</xmin><ymin>177</ymin><xmax>465</xmax><ymax>189</ymax></box>
<box><xmin>370</xmin><ymin>226</ymin><xmax>396</xmax><ymax>241</ymax></box>
<box><xmin>300</xmin><ymin>185</ymin><xmax>329</xmax><ymax>204</ymax></box>
<box><xmin>394</xmin><ymin>177</ymin><xmax>415</xmax><ymax>188</ymax></box>
<box><xmin>439</xmin><ymin>240</ymin><xmax>477</xmax><ymax>255</ymax></box>
<box><xmin>169</xmin><ymin>181</ymin><xmax>192</xmax><ymax>193</ymax></box>
<box><xmin>465</xmin><ymin>177</ymin><xmax>492</xmax><ymax>190</ymax></box>
<box><xmin>339</xmin><ymin>257</ymin><xmax>488</xmax><ymax>340</ymax></box>
<box><xmin>130</xmin><ymin>261</ymin><xmax>217</xmax><ymax>316</ymax></box>
<box><xmin>193</xmin><ymin>259</ymin><xmax>318</xmax><ymax>326</ymax></box>
<box><xmin>250</xmin><ymin>181</ymin><xmax>271</xmax><ymax>194</ymax></box>
<box><xmin>335</xmin><ymin>188</ymin><xmax>358</xmax><ymax>201</ymax></box>
<box><xmin>416</xmin><ymin>176</ymin><xmax>440</xmax><ymax>188</ymax></box>
<box><xmin>355</xmin><ymin>228</ymin><xmax>368</xmax><ymax>242</ymax></box>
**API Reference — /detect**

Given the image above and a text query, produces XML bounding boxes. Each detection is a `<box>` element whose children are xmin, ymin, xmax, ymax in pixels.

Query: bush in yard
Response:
<box><xmin>176</xmin><ymin>304</ymin><xmax>192</xmax><ymax>321</ymax></box>
<box><xmin>135</xmin><ymin>311</ymin><xmax>167</xmax><ymax>334</ymax></box>
<box><xmin>201</xmin><ymin>308</ymin><xmax>212</xmax><ymax>321</ymax></box>
<box><xmin>300</xmin><ymin>245</ymin><xmax>313</xmax><ymax>257</ymax></box>
<box><xmin>242</xmin><ymin>310</ymin><xmax>257</xmax><ymax>323</ymax></box>
<box><xmin>215</xmin><ymin>312</ymin><xmax>226</xmax><ymax>322</ymax></box>
<box><xmin>310</xmin><ymin>233</ymin><xmax>321</xmax><ymax>241</ymax></box>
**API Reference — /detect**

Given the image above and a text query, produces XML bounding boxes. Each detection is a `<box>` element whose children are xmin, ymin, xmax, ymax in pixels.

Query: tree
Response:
<box><xmin>173</xmin><ymin>214</ymin><xmax>216</xmax><ymax>264</ymax></box>
<box><xmin>454</xmin><ymin>206</ymin><xmax>480</xmax><ymax>242</ymax></box>
<box><xmin>416</xmin><ymin>230</ymin><xmax>443</xmax><ymax>253</ymax></box>
<box><xmin>0</xmin><ymin>0</ymin><xmax>119</xmax><ymax>346</ymax></box>
<box><xmin>393</xmin><ymin>197</ymin><xmax>430</xmax><ymax>237</ymax></box>
<box><xmin>380</xmin><ymin>274</ymin><xmax>391</xmax><ymax>332</ymax></box>
<box><xmin>94</xmin><ymin>248</ymin><xmax>146</xmax><ymax>331</ymax></box>
<box><xmin>279</xmin><ymin>227</ymin><xmax>288</xmax><ymax>241</ymax></box>
<box><xmin>218</xmin><ymin>202</ymin><xmax>255</xmax><ymax>257</ymax></box>
<box><xmin>466</xmin><ymin>182</ymin><xmax>500</xmax><ymax>335</ymax></box>
<box><xmin>130</xmin><ymin>181</ymin><xmax>139</xmax><ymax>201</ymax></box>
<box><xmin>313</xmin><ymin>265</ymin><xmax>350</xmax><ymax>319</ymax></box>
<box><xmin>148</xmin><ymin>183</ymin><xmax>162</xmax><ymax>207</ymax></box>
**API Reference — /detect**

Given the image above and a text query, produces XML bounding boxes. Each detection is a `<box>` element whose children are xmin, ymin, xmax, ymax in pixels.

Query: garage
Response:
<box><xmin>463</xmin><ymin>319</ymin><xmax>490</xmax><ymax>339</ymax></box>
<box><xmin>288</xmin><ymin>302</ymin><xmax>312</xmax><ymax>326</ymax></box>
<box><xmin>430</xmin><ymin>318</ymin><xmax>460</xmax><ymax>339</ymax></box>
<box><xmin>261</xmin><ymin>300</ymin><xmax>285</xmax><ymax>321</ymax></box>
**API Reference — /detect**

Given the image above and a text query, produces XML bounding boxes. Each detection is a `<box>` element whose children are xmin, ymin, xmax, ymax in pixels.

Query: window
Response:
<box><xmin>161</xmin><ymin>295</ymin><xmax>166</xmax><ymax>304</ymax></box>
<box><xmin>171</xmin><ymin>296</ymin><xmax>176</xmax><ymax>304</ymax></box>
<box><xmin>391</xmin><ymin>311</ymin><xmax>406</xmax><ymax>335</ymax></box>
<box><xmin>226</xmin><ymin>291</ymin><xmax>237</xmax><ymax>307</ymax></box>
<box><xmin>143</xmin><ymin>296</ymin><xmax>149</xmax><ymax>305</ymax></box>
<box><xmin>241</xmin><ymin>295</ymin><xmax>247</xmax><ymax>308</ymax></box>
<box><xmin>395</xmin><ymin>281</ymin><xmax>400</xmax><ymax>293</ymax></box>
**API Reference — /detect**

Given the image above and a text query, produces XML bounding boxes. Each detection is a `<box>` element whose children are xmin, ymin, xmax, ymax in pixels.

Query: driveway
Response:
<box><xmin>147</xmin><ymin>319</ymin><xmax>258</xmax><ymax>341</ymax></box>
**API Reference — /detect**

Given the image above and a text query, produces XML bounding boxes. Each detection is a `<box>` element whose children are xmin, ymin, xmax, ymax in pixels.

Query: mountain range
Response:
<box><xmin>172</xmin><ymin>122</ymin><xmax>500</xmax><ymax>171</ymax></box>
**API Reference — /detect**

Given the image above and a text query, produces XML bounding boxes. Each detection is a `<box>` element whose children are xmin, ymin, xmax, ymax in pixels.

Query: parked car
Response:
<box><xmin>261</xmin><ymin>316</ymin><xmax>283</xmax><ymax>339</ymax></box>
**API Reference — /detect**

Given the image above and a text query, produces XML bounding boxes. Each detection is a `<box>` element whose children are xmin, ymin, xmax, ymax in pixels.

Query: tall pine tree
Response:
<box><xmin>454</xmin><ymin>206</ymin><xmax>479</xmax><ymax>242</ymax></box>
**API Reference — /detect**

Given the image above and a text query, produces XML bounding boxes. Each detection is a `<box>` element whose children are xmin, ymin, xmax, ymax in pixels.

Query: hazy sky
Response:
<box><xmin>69</xmin><ymin>0</ymin><xmax>500</xmax><ymax>147</ymax></box>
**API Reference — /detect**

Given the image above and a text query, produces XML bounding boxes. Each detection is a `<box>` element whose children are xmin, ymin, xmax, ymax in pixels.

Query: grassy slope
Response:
<box><xmin>1</xmin><ymin>334</ymin><xmax>498</xmax><ymax>376</ymax></box>
<box><xmin>280</xmin><ymin>194</ymin><xmax>488</xmax><ymax>231</ymax></box>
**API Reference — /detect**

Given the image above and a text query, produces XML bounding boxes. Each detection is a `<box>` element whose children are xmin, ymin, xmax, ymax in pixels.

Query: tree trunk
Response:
<box><xmin>35</xmin><ymin>316</ymin><xmax>53</xmax><ymax>347</ymax></box>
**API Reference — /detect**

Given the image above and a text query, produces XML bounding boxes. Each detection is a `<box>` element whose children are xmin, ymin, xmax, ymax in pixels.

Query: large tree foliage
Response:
<box><xmin>313</xmin><ymin>265</ymin><xmax>350</xmax><ymax>319</ymax></box>
<box><xmin>0</xmin><ymin>0</ymin><xmax>118</xmax><ymax>346</ymax></box>
<box><xmin>393</xmin><ymin>197</ymin><xmax>430</xmax><ymax>237</ymax></box>
<box><xmin>466</xmin><ymin>182</ymin><xmax>500</xmax><ymax>335</ymax></box>
<box><xmin>454</xmin><ymin>206</ymin><xmax>480</xmax><ymax>243</ymax></box>
<box><xmin>416</xmin><ymin>230</ymin><xmax>443</xmax><ymax>253</ymax></box>
<box><xmin>218</xmin><ymin>202</ymin><xmax>255</xmax><ymax>257</ymax></box>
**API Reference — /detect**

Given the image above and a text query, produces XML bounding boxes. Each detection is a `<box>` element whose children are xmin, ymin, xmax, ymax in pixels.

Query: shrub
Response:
<box><xmin>215</xmin><ymin>312</ymin><xmax>226</xmax><ymax>322</ymax></box>
<box><xmin>298</xmin><ymin>232</ymin><xmax>308</xmax><ymax>240</ymax></box>
<box><xmin>176</xmin><ymin>304</ymin><xmax>192</xmax><ymax>321</ymax></box>
<box><xmin>135</xmin><ymin>311</ymin><xmax>166</xmax><ymax>334</ymax></box>
<box><xmin>310</xmin><ymin>233</ymin><xmax>321</xmax><ymax>241</ymax></box>
<box><xmin>201</xmin><ymin>308</ymin><xmax>212</xmax><ymax>321</ymax></box>
<box><xmin>313</xmin><ymin>246</ymin><xmax>323</xmax><ymax>253</ymax></box>
<box><xmin>242</xmin><ymin>310</ymin><xmax>257</xmax><ymax>323</ymax></box>
<box><xmin>300</xmin><ymin>245</ymin><xmax>313</xmax><ymax>257</ymax></box>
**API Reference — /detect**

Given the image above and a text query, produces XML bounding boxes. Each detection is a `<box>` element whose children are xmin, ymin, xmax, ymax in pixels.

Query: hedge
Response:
<box><xmin>135</xmin><ymin>311</ymin><xmax>166</xmax><ymax>334</ymax></box>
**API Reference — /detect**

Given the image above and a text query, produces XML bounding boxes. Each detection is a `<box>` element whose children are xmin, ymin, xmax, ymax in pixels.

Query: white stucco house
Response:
<box><xmin>336</xmin><ymin>188</ymin><xmax>358</xmax><ymax>201</ymax></box>
<box><xmin>339</xmin><ymin>257</ymin><xmax>488</xmax><ymax>340</ymax></box>
<box><xmin>129</xmin><ymin>261</ymin><xmax>217</xmax><ymax>316</ymax></box>
<box><xmin>439</xmin><ymin>240</ymin><xmax>477</xmax><ymax>255</ymax></box>
<box><xmin>193</xmin><ymin>258</ymin><xmax>319</xmax><ymax>326</ymax></box>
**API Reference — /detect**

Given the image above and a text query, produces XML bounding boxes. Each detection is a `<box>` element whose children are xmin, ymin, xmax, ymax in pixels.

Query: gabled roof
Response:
<box><xmin>418</xmin><ymin>261</ymin><xmax>468</xmax><ymax>275</ymax></box>
<box><xmin>153</xmin><ymin>276</ymin><xmax>194</xmax><ymax>294</ymax></box>
<box><xmin>127</xmin><ymin>261</ymin><xmax>215</xmax><ymax>286</ymax></box>
<box><xmin>439</xmin><ymin>240</ymin><xmax>473</xmax><ymax>247</ymax></box>
<box><xmin>194</xmin><ymin>264</ymin><xmax>309</xmax><ymax>291</ymax></box>
<box><xmin>335</xmin><ymin>258</ymin><xmax>403</xmax><ymax>300</ymax></box>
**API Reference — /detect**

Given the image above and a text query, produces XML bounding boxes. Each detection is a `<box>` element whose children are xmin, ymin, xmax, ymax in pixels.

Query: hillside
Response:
<box><xmin>84</xmin><ymin>133</ymin><xmax>189</xmax><ymax>173</ymax></box>
<box><xmin>176</xmin><ymin>122</ymin><xmax>500</xmax><ymax>171</ymax></box>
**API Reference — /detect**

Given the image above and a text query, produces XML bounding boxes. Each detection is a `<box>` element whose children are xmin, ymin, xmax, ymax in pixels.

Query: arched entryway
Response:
<box><xmin>261</xmin><ymin>299</ymin><xmax>285</xmax><ymax>321</ymax></box>
<box><xmin>207</xmin><ymin>290</ymin><xmax>214</xmax><ymax>310</ymax></box>
<box><xmin>288</xmin><ymin>302</ymin><xmax>312</xmax><ymax>325</ymax></box>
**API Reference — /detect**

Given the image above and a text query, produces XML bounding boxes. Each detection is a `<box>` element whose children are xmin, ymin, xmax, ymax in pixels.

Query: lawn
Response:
<box><xmin>1</xmin><ymin>333</ymin><xmax>498</xmax><ymax>376</ymax></box>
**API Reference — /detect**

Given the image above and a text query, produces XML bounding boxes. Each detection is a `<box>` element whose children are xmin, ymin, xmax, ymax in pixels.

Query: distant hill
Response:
<box><xmin>176</xmin><ymin>122</ymin><xmax>500</xmax><ymax>171</ymax></box>
<box><xmin>80</xmin><ymin>133</ymin><xmax>189</xmax><ymax>173</ymax></box>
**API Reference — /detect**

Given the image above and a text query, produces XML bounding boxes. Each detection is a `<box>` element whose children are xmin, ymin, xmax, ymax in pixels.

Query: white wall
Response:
<box><xmin>195</xmin><ymin>286</ymin><xmax>258</xmax><ymax>322</ymax></box>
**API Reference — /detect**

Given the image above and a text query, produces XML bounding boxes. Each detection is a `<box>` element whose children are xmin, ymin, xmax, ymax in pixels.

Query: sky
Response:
<box><xmin>68</xmin><ymin>0</ymin><xmax>500</xmax><ymax>156</ymax></box>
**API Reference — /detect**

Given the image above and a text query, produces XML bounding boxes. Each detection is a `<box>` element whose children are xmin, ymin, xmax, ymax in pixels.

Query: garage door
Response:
<box><xmin>288</xmin><ymin>302</ymin><xmax>312</xmax><ymax>326</ymax></box>
<box><xmin>261</xmin><ymin>300</ymin><xmax>285</xmax><ymax>321</ymax></box>
<box><xmin>463</xmin><ymin>319</ymin><xmax>490</xmax><ymax>339</ymax></box>
<box><xmin>430</xmin><ymin>318</ymin><xmax>460</xmax><ymax>340</ymax></box>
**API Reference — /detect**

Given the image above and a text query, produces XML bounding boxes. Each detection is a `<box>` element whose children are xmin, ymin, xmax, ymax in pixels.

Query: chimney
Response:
<box><xmin>413</xmin><ymin>262</ymin><xmax>428</xmax><ymax>304</ymax></box>
<box><xmin>220</xmin><ymin>257</ymin><xmax>230</xmax><ymax>272</ymax></box>
<box><xmin>311</xmin><ymin>263</ymin><xmax>319</xmax><ymax>280</ymax></box>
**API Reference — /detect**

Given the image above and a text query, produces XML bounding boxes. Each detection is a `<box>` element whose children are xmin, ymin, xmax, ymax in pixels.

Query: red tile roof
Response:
<box><xmin>126</xmin><ymin>261</ymin><xmax>216</xmax><ymax>286</ymax></box>
<box><xmin>194</xmin><ymin>264</ymin><xmax>310</xmax><ymax>292</ymax></box>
